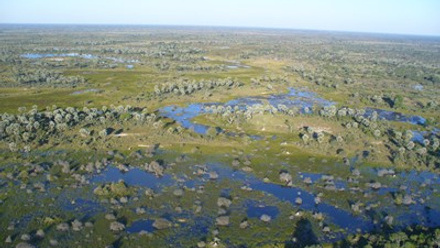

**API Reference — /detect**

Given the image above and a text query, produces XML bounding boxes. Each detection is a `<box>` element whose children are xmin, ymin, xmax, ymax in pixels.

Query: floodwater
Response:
<box><xmin>70</xmin><ymin>89</ymin><xmax>102</xmax><ymax>95</ymax></box>
<box><xmin>92</xmin><ymin>167</ymin><xmax>175</xmax><ymax>191</ymax></box>
<box><xmin>226</xmin><ymin>64</ymin><xmax>251</xmax><ymax>69</ymax></box>
<box><xmin>159</xmin><ymin>88</ymin><xmax>429</xmax><ymax>137</ymax></box>
<box><xmin>21</xmin><ymin>53</ymin><xmax>96</xmax><ymax>59</ymax></box>
<box><xmin>246</xmin><ymin>201</ymin><xmax>280</xmax><ymax>219</ymax></box>
<box><xmin>364</xmin><ymin>107</ymin><xmax>426</xmax><ymax>125</ymax></box>
<box><xmin>21</xmin><ymin>53</ymin><xmax>139</xmax><ymax>64</ymax></box>
<box><xmin>52</xmin><ymin>86</ymin><xmax>438</xmax><ymax>244</ymax></box>
<box><xmin>152</xmin><ymin>87</ymin><xmax>440</xmax><ymax>241</ymax></box>
<box><xmin>92</xmin><ymin>161</ymin><xmax>440</xmax><ymax>241</ymax></box>
<box><xmin>127</xmin><ymin>219</ymin><xmax>154</xmax><ymax>233</ymax></box>
<box><xmin>159</xmin><ymin>88</ymin><xmax>334</xmax><ymax>135</ymax></box>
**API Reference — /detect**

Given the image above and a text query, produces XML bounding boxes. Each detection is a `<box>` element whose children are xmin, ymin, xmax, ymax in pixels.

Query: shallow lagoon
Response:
<box><xmin>159</xmin><ymin>87</ymin><xmax>432</xmax><ymax>139</ymax></box>
<box><xmin>159</xmin><ymin>88</ymin><xmax>335</xmax><ymax>136</ymax></box>
<box><xmin>21</xmin><ymin>53</ymin><xmax>139</xmax><ymax>63</ymax></box>
<box><xmin>90</xmin><ymin>158</ymin><xmax>440</xmax><ymax>242</ymax></box>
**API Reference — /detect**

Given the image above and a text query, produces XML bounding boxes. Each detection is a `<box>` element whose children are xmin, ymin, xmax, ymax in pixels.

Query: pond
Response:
<box><xmin>364</xmin><ymin>107</ymin><xmax>426</xmax><ymax>125</ymax></box>
<box><xmin>70</xmin><ymin>88</ymin><xmax>102</xmax><ymax>95</ymax></box>
<box><xmin>246</xmin><ymin>201</ymin><xmax>280</xmax><ymax>219</ymax></box>
<box><xmin>127</xmin><ymin>219</ymin><xmax>154</xmax><ymax>233</ymax></box>
<box><xmin>226</xmin><ymin>64</ymin><xmax>251</xmax><ymax>69</ymax></box>
<box><xmin>91</xmin><ymin>166</ymin><xmax>175</xmax><ymax>191</ymax></box>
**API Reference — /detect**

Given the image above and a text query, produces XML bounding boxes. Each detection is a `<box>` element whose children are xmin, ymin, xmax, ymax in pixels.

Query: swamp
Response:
<box><xmin>0</xmin><ymin>24</ymin><xmax>439</xmax><ymax>247</ymax></box>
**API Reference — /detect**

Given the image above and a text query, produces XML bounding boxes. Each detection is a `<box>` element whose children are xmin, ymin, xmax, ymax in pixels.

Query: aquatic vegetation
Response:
<box><xmin>0</xmin><ymin>25</ymin><xmax>439</xmax><ymax>248</ymax></box>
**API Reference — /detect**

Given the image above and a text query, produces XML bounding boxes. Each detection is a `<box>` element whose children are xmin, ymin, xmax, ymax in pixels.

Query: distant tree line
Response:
<box><xmin>153</xmin><ymin>78</ymin><xmax>243</xmax><ymax>97</ymax></box>
<box><xmin>10</xmin><ymin>68</ymin><xmax>86</xmax><ymax>87</ymax></box>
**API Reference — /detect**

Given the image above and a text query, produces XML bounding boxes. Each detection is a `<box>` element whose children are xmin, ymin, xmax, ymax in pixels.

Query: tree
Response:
<box><xmin>9</xmin><ymin>142</ymin><xmax>18</xmax><ymax>152</ymax></box>
<box><xmin>393</xmin><ymin>95</ymin><xmax>403</xmax><ymax>108</ymax></box>
<box><xmin>99</xmin><ymin>129</ymin><xmax>108</xmax><ymax>139</ymax></box>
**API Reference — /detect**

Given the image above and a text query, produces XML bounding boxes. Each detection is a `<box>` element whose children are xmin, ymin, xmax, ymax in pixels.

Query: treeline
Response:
<box><xmin>153</xmin><ymin>78</ymin><xmax>243</xmax><ymax>97</ymax></box>
<box><xmin>0</xmin><ymin>105</ymin><xmax>158</xmax><ymax>152</ymax></box>
<box><xmin>11</xmin><ymin>69</ymin><xmax>86</xmax><ymax>87</ymax></box>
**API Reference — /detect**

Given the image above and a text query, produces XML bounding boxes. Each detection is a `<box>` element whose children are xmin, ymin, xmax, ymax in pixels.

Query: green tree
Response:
<box><xmin>393</xmin><ymin>95</ymin><xmax>403</xmax><ymax>108</ymax></box>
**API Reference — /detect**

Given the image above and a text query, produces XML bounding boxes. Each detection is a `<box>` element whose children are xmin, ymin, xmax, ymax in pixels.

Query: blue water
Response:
<box><xmin>397</xmin><ymin>206</ymin><xmax>440</xmax><ymax>228</ymax></box>
<box><xmin>70</xmin><ymin>89</ymin><xmax>101</xmax><ymax>95</ymax></box>
<box><xmin>159</xmin><ymin>88</ymin><xmax>334</xmax><ymax>136</ymax></box>
<box><xmin>21</xmin><ymin>53</ymin><xmax>139</xmax><ymax>64</ymax></box>
<box><xmin>250</xmin><ymin>181</ymin><xmax>373</xmax><ymax>232</ymax></box>
<box><xmin>412</xmin><ymin>128</ymin><xmax>440</xmax><ymax>144</ymax></box>
<box><xmin>62</xmin><ymin>198</ymin><xmax>103</xmax><ymax>219</ymax></box>
<box><xmin>206</xmin><ymin>162</ymin><xmax>439</xmax><ymax>234</ymax></box>
<box><xmin>22</xmin><ymin>53</ymin><xmax>98</xmax><ymax>59</ymax></box>
<box><xmin>92</xmin><ymin>163</ymin><xmax>371</xmax><ymax>232</ymax></box>
<box><xmin>160</xmin><ymin>104</ymin><xmax>209</xmax><ymax>134</ymax></box>
<box><xmin>246</xmin><ymin>201</ymin><xmax>280</xmax><ymax>219</ymax></box>
<box><xmin>298</xmin><ymin>172</ymin><xmax>322</xmax><ymax>184</ymax></box>
<box><xmin>127</xmin><ymin>219</ymin><xmax>154</xmax><ymax>233</ymax></box>
<box><xmin>91</xmin><ymin>160</ymin><xmax>440</xmax><ymax>242</ymax></box>
<box><xmin>199</xmin><ymin>163</ymin><xmax>372</xmax><ymax>233</ymax></box>
<box><xmin>268</xmin><ymin>88</ymin><xmax>334</xmax><ymax>111</ymax></box>
<box><xmin>91</xmin><ymin>167</ymin><xmax>175</xmax><ymax>191</ymax></box>
<box><xmin>160</xmin><ymin>88</ymin><xmax>432</xmax><ymax>139</ymax></box>
<box><xmin>226</xmin><ymin>64</ymin><xmax>250</xmax><ymax>69</ymax></box>
<box><xmin>92</xmin><ymin>87</ymin><xmax>439</xmax><ymax>241</ymax></box>
<box><xmin>364</xmin><ymin>107</ymin><xmax>426</xmax><ymax>125</ymax></box>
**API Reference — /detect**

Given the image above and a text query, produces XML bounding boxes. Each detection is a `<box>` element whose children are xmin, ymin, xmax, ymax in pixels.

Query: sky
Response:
<box><xmin>0</xmin><ymin>0</ymin><xmax>439</xmax><ymax>36</ymax></box>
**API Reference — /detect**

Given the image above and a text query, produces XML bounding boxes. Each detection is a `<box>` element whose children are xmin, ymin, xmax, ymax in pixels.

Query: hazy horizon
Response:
<box><xmin>1</xmin><ymin>0</ymin><xmax>439</xmax><ymax>36</ymax></box>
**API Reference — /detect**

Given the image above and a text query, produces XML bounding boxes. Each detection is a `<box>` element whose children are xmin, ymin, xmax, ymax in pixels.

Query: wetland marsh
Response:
<box><xmin>0</xmin><ymin>25</ymin><xmax>439</xmax><ymax>247</ymax></box>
